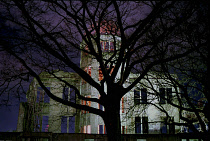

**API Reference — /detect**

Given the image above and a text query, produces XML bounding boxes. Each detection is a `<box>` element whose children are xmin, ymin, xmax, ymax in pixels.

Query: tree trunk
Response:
<box><xmin>104</xmin><ymin>102</ymin><xmax>122</xmax><ymax>141</ymax></box>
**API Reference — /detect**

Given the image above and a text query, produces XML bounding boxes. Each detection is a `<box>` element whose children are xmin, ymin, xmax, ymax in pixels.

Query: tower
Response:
<box><xmin>79</xmin><ymin>20</ymin><xmax>121</xmax><ymax>134</ymax></box>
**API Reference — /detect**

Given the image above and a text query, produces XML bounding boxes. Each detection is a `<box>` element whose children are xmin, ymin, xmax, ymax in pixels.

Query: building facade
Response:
<box><xmin>17</xmin><ymin>71</ymin><xmax>80</xmax><ymax>133</ymax></box>
<box><xmin>78</xmin><ymin>21</ymin><xmax>181</xmax><ymax>134</ymax></box>
<box><xmin>17</xmin><ymin>21</ymin><xmax>181</xmax><ymax>134</ymax></box>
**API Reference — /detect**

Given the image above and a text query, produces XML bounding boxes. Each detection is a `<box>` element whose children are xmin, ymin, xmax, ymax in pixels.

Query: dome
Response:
<box><xmin>87</xmin><ymin>20</ymin><xmax>121</xmax><ymax>36</ymax></box>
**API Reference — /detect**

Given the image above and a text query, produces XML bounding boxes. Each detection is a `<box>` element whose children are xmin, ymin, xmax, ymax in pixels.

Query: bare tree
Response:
<box><xmin>0</xmin><ymin>1</ymin><xmax>207</xmax><ymax>140</ymax></box>
<box><xmin>137</xmin><ymin>1</ymin><xmax>208</xmax><ymax>139</ymax></box>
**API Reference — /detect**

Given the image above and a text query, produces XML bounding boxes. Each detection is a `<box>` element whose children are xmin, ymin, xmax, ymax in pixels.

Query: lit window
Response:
<box><xmin>86</xmin><ymin>96</ymin><xmax>91</xmax><ymax>113</ymax></box>
<box><xmin>81</xmin><ymin>96</ymin><xmax>91</xmax><ymax>114</ymax></box>
<box><xmin>98</xmin><ymin>66</ymin><xmax>103</xmax><ymax>81</ymax></box>
<box><xmin>121</xmin><ymin>97</ymin><xmax>125</xmax><ymax>113</ymax></box>
<box><xmin>104</xmin><ymin>125</ymin><xmax>106</xmax><ymax>134</ymax></box>
<box><xmin>83</xmin><ymin>126</ymin><xmax>86</xmax><ymax>133</ymax></box>
<box><xmin>87</xmin><ymin>125</ymin><xmax>91</xmax><ymax>134</ymax></box>
<box><xmin>110</xmin><ymin>65</ymin><xmax>114</xmax><ymax>74</ymax></box>
<box><xmin>98</xmin><ymin>96</ymin><xmax>104</xmax><ymax>111</ymax></box>
<box><xmin>122</xmin><ymin>126</ymin><xmax>127</xmax><ymax>134</ymax></box>
<box><xmin>88</xmin><ymin>66</ymin><xmax>91</xmax><ymax>76</ymax></box>
<box><xmin>122</xmin><ymin>126</ymin><xmax>125</xmax><ymax>134</ymax></box>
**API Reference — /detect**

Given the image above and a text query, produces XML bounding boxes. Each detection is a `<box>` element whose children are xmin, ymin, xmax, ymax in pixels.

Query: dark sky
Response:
<box><xmin>0</xmin><ymin>104</ymin><xmax>19</xmax><ymax>132</ymax></box>
<box><xmin>1</xmin><ymin>1</ymin><xmax>205</xmax><ymax>132</ymax></box>
<box><xmin>0</xmin><ymin>87</ymin><xmax>26</xmax><ymax>132</ymax></box>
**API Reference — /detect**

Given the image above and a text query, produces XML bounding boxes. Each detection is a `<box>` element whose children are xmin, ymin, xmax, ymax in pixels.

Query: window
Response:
<box><xmin>110</xmin><ymin>65</ymin><xmax>114</xmax><ymax>74</ymax></box>
<box><xmin>121</xmin><ymin>97</ymin><xmax>125</xmax><ymax>113</ymax></box>
<box><xmin>122</xmin><ymin>126</ymin><xmax>127</xmax><ymax>134</ymax></box>
<box><xmin>142</xmin><ymin>117</ymin><xmax>148</xmax><ymax>134</ymax></box>
<box><xmin>69</xmin><ymin>116</ymin><xmax>75</xmax><ymax>133</ymax></box>
<box><xmin>169</xmin><ymin>121</ymin><xmax>175</xmax><ymax>134</ymax></box>
<box><xmin>70</xmin><ymin>89</ymin><xmax>76</xmax><ymax>103</ymax></box>
<box><xmin>87</xmin><ymin>125</ymin><xmax>91</xmax><ymax>134</ymax></box>
<box><xmin>100</xmin><ymin>41</ymin><xmax>115</xmax><ymax>52</ymax></box>
<box><xmin>62</xmin><ymin>87</ymin><xmax>76</xmax><ymax>103</ymax></box>
<box><xmin>37</xmin><ymin>87</ymin><xmax>50</xmax><ymax>103</ymax></box>
<box><xmin>135</xmin><ymin>117</ymin><xmax>148</xmax><ymax>134</ymax></box>
<box><xmin>98</xmin><ymin>96</ymin><xmax>104</xmax><ymax>111</ymax></box>
<box><xmin>161</xmin><ymin>122</ymin><xmax>167</xmax><ymax>134</ymax></box>
<box><xmin>134</xmin><ymin>90</ymin><xmax>140</xmax><ymax>105</ymax></box>
<box><xmin>159</xmin><ymin>88</ymin><xmax>172</xmax><ymax>104</ymax></box>
<box><xmin>167</xmin><ymin>88</ymin><xmax>172</xmax><ymax>102</ymax></box>
<box><xmin>98</xmin><ymin>65</ymin><xmax>115</xmax><ymax>81</ymax></box>
<box><xmin>81</xmin><ymin>99</ymin><xmax>86</xmax><ymax>114</ymax></box>
<box><xmin>98</xmin><ymin>125</ymin><xmax>103</xmax><ymax>134</ymax></box>
<box><xmin>159</xmin><ymin>88</ymin><xmax>165</xmax><ymax>104</ymax></box>
<box><xmin>141</xmin><ymin>89</ymin><xmax>147</xmax><ymax>104</ymax></box>
<box><xmin>84</xmin><ymin>45</ymin><xmax>89</xmax><ymax>55</ymax></box>
<box><xmin>61</xmin><ymin>116</ymin><xmax>67</xmax><ymax>133</ymax></box>
<box><xmin>61</xmin><ymin>116</ymin><xmax>75</xmax><ymax>133</ymax></box>
<box><xmin>135</xmin><ymin>117</ymin><xmax>141</xmax><ymax>133</ymax></box>
<box><xmin>110</xmin><ymin>42</ymin><xmax>114</xmax><ymax>51</ymax></box>
<box><xmin>86</xmin><ymin>96</ymin><xmax>91</xmax><ymax>113</ymax></box>
<box><xmin>98</xmin><ymin>103</ymin><xmax>103</xmax><ymax>111</ymax></box>
<box><xmin>104</xmin><ymin>41</ymin><xmax>109</xmax><ymax>52</ymax></box>
<box><xmin>63</xmin><ymin>87</ymin><xmax>68</xmax><ymax>101</ymax></box>
<box><xmin>82</xmin><ymin>125</ymin><xmax>91</xmax><ymax>134</ymax></box>
<box><xmin>34</xmin><ymin>115</ymin><xmax>49</xmax><ymax>132</ymax></box>
<box><xmin>98</xmin><ymin>125</ymin><xmax>106</xmax><ymax>134</ymax></box>
<box><xmin>134</xmin><ymin>88</ymin><xmax>147</xmax><ymax>105</ymax></box>
<box><xmin>81</xmin><ymin>96</ymin><xmax>91</xmax><ymax>114</ymax></box>
<box><xmin>160</xmin><ymin>117</ymin><xmax>174</xmax><ymax>134</ymax></box>
<box><xmin>88</xmin><ymin>66</ymin><xmax>91</xmax><ymax>76</ymax></box>
<box><xmin>84</xmin><ymin>66</ymin><xmax>91</xmax><ymax>77</ymax></box>
<box><xmin>98</xmin><ymin>66</ymin><xmax>103</xmax><ymax>81</ymax></box>
<box><xmin>100</xmin><ymin>41</ymin><xmax>104</xmax><ymax>51</ymax></box>
<box><xmin>82</xmin><ymin>67</ymin><xmax>88</xmax><ymax>84</ymax></box>
<box><xmin>34</xmin><ymin>115</ymin><xmax>41</xmax><ymax>132</ymax></box>
<box><xmin>42</xmin><ymin>116</ymin><xmax>49</xmax><ymax>132</ymax></box>
<box><xmin>122</xmin><ymin>126</ymin><xmax>125</xmax><ymax>134</ymax></box>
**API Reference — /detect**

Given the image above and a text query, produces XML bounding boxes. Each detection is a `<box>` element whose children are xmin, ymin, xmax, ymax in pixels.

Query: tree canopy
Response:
<box><xmin>0</xmin><ymin>1</ymin><xmax>208</xmax><ymax>141</ymax></box>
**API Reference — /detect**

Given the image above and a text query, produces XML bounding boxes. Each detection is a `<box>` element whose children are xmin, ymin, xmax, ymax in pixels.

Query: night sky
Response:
<box><xmin>0</xmin><ymin>104</ymin><xmax>19</xmax><ymax>132</ymax></box>
<box><xmin>0</xmin><ymin>1</ymin><xmax>207</xmax><ymax>133</ymax></box>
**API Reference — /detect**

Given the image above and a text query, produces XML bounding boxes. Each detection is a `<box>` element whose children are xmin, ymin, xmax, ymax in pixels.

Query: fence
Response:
<box><xmin>0</xmin><ymin>132</ymin><xmax>207</xmax><ymax>141</ymax></box>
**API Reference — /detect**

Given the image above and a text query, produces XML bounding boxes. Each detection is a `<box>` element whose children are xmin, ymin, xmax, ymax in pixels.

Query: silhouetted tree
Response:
<box><xmin>0</xmin><ymin>1</ymin><xmax>207</xmax><ymax>140</ymax></box>
<box><xmin>136</xmin><ymin>1</ymin><xmax>208</xmax><ymax>140</ymax></box>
